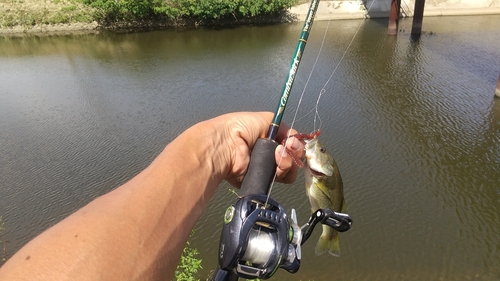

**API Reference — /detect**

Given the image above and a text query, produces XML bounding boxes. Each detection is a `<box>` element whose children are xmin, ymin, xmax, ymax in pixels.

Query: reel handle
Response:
<box><xmin>239</xmin><ymin>138</ymin><xmax>279</xmax><ymax>197</ymax></box>
<box><xmin>322</xmin><ymin>209</ymin><xmax>352</xmax><ymax>233</ymax></box>
<box><xmin>301</xmin><ymin>209</ymin><xmax>353</xmax><ymax>246</ymax></box>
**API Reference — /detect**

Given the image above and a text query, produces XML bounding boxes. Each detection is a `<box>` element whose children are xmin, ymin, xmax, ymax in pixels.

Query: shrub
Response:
<box><xmin>81</xmin><ymin>0</ymin><xmax>298</xmax><ymax>23</ymax></box>
<box><xmin>173</xmin><ymin>239</ymin><xmax>202</xmax><ymax>281</ymax></box>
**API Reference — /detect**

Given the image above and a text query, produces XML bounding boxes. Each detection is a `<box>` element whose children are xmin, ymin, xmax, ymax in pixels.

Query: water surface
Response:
<box><xmin>1</xmin><ymin>15</ymin><xmax>499</xmax><ymax>280</ymax></box>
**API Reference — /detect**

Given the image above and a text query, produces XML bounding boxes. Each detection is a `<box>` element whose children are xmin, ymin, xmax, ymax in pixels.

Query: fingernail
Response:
<box><xmin>289</xmin><ymin>138</ymin><xmax>301</xmax><ymax>152</ymax></box>
<box><xmin>276</xmin><ymin>145</ymin><xmax>284</xmax><ymax>154</ymax></box>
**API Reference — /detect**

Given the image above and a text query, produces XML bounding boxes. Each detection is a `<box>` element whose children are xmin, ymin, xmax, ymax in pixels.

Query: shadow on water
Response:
<box><xmin>0</xmin><ymin>23</ymin><xmax>294</xmax><ymax>60</ymax></box>
<box><xmin>361</xmin><ymin>0</ymin><xmax>390</xmax><ymax>19</ymax></box>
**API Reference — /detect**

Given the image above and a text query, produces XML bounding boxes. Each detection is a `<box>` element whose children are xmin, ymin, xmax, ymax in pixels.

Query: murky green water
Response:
<box><xmin>1</xmin><ymin>15</ymin><xmax>499</xmax><ymax>280</ymax></box>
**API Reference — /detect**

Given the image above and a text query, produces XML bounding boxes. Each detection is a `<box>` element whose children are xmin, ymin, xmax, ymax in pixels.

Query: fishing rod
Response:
<box><xmin>239</xmin><ymin>0</ymin><xmax>320</xmax><ymax>198</ymax></box>
<box><xmin>210</xmin><ymin>1</ymin><xmax>351</xmax><ymax>280</ymax></box>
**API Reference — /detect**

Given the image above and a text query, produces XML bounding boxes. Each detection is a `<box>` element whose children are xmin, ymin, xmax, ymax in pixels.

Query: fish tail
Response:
<box><xmin>315</xmin><ymin>226</ymin><xmax>340</xmax><ymax>257</ymax></box>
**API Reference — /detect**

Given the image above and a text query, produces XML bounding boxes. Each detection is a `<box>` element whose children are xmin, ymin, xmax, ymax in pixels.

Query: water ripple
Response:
<box><xmin>2</xmin><ymin>16</ymin><xmax>500</xmax><ymax>280</ymax></box>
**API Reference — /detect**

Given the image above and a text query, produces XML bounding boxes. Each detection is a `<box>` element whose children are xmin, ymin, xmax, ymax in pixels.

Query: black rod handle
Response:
<box><xmin>238</xmin><ymin>138</ymin><xmax>279</xmax><ymax>197</ymax></box>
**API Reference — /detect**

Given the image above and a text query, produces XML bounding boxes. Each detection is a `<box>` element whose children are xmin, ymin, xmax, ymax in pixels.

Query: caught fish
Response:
<box><xmin>295</xmin><ymin>130</ymin><xmax>345</xmax><ymax>257</ymax></box>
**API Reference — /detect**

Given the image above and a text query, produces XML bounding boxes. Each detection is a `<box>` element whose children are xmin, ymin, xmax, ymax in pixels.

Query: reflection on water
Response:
<box><xmin>1</xmin><ymin>15</ymin><xmax>500</xmax><ymax>280</ymax></box>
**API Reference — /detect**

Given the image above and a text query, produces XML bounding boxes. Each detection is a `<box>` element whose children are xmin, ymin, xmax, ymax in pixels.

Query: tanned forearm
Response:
<box><xmin>0</xmin><ymin>120</ymin><xmax>228</xmax><ymax>281</ymax></box>
<box><xmin>0</xmin><ymin>112</ymin><xmax>303</xmax><ymax>281</ymax></box>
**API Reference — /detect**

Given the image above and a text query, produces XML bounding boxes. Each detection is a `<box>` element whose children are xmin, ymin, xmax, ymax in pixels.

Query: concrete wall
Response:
<box><xmin>290</xmin><ymin>0</ymin><xmax>500</xmax><ymax>20</ymax></box>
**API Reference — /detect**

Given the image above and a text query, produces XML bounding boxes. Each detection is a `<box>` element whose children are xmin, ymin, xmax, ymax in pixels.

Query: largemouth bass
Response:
<box><xmin>302</xmin><ymin>133</ymin><xmax>345</xmax><ymax>257</ymax></box>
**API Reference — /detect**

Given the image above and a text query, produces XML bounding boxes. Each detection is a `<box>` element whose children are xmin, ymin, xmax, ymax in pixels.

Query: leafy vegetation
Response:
<box><xmin>0</xmin><ymin>0</ymin><xmax>298</xmax><ymax>30</ymax></box>
<box><xmin>80</xmin><ymin>0</ymin><xmax>298</xmax><ymax>24</ymax></box>
<box><xmin>173</xmin><ymin>238</ymin><xmax>202</xmax><ymax>281</ymax></box>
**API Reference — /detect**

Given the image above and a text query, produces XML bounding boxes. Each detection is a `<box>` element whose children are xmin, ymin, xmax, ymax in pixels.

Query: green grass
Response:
<box><xmin>0</xmin><ymin>0</ymin><xmax>95</xmax><ymax>29</ymax></box>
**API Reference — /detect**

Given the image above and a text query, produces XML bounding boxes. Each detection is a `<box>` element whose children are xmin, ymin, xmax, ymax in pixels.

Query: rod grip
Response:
<box><xmin>239</xmin><ymin>138</ymin><xmax>279</xmax><ymax>197</ymax></box>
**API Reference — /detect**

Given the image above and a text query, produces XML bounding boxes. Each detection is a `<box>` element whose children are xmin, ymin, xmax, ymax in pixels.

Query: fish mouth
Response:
<box><xmin>309</xmin><ymin>168</ymin><xmax>327</xmax><ymax>177</ymax></box>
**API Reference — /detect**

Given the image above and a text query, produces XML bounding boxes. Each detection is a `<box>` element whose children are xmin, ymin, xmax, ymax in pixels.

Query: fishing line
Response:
<box><xmin>267</xmin><ymin>0</ymin><xmax>377</xmax><ymax>201</ymax></box>
<box><xmin>292</xmin><ymin>19</ymin><xmax>331</xmax><ymax>132</ymax></box>
<box><xmin>311</xmin><ymin>0</ymin><xmax>376</xmax><ymax>129</ymax></box>
<box><xmin>263</xmin><ymin>0</ymin><xmax>379</xmax><ymax>204</ymax></box>
<box><xmin>290</xmin><ymin>0</ymin><xmax>378</xmax><ymax>133</ymax></box>
<box><xmin>266</xmin><ymin>18</ymin><xmax>332</xmax><ymax>201</ymax></box>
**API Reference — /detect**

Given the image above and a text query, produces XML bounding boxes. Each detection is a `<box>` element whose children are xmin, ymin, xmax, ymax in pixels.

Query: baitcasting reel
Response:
<box><xmin>211</xmin><ymin>193</ymin><xmax>352</xmax><ymax>281</ymax></box>
<box><xmin>215</xmin><ymin>194</ymin><xmax>300</xmax><ymax>280</ymax></box>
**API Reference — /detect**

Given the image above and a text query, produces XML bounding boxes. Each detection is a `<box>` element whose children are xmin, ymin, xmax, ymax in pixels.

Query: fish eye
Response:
<box><xmin>320</xmin><ymin>147</ymin><xmax>326</xmax><ymax>153</ymax></box>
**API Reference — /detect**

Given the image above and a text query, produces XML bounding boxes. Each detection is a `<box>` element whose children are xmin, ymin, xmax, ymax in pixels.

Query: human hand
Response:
<box><xmin>198</xmin><ymin>111</ymin><xmax>305</xmax><ymax>188</ymax></box>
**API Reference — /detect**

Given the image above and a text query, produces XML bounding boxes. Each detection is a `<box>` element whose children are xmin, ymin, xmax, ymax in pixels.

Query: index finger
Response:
<box><xmin>274</xmin><ymin>122</ymin><xmax>296</xmax><ymax>142</ymax></box>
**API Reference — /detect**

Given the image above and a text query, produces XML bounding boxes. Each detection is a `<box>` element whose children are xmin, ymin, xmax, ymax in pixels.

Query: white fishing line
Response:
<box><xmin>311</xmin><ymin>0</ymin><xmax>376</xmax><ymax>130</ymax></box>
<box><xmin>267</xmin><ymin>0</ymin><xmax>376</xmax><ymax>200</ymax></box>
<box><xmin>293</xmin><ymin>19</ymin><xmax>331</xmax><ymax>133</ymax></box>
<box><xmin>266</xmin><ymin>16</ymin><xmax>332</xmax><ymax>201</ymax></box>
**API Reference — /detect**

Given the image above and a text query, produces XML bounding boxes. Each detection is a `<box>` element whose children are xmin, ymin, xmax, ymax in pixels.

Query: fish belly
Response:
<box><xmin>306</xmin><ymin>175</ymin><xmax>343</xmax><ymax>257</ymax></box>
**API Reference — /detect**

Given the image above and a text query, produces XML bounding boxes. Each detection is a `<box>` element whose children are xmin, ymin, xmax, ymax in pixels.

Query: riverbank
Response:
<box><xmin>1</xmin><ymin>0</ymin><xmax>500</xmax><ymax>35</ymax></box>
<box><xmin>0</xmin><ymin>0</ymin><xmax>98</xmax><ymax>34</ymax></box>
<box><xmin>0</xmin><ymin>0</ymin><xmax>296</xmax><ymax>35</ymax></box>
